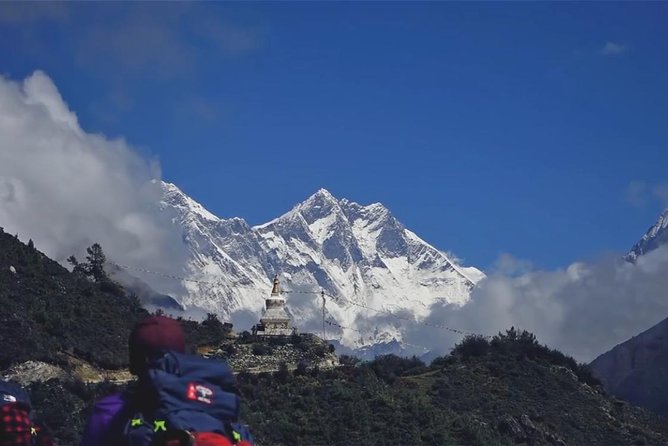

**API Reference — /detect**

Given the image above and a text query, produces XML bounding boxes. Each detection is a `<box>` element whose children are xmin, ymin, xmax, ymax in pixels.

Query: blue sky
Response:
<box><xmin>1</xmin><ymin>2</ymin><xmax>667</xmax><ymax>271</ymax></box>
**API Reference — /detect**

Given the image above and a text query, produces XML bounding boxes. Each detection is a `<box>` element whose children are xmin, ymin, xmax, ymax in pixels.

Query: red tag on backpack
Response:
<box><xmin>191</xmin><ymin>432</ymin><xmax>234</xmax><ymax>446</ymax></box>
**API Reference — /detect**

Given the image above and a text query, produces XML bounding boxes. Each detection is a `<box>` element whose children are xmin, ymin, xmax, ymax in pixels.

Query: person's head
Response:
<box><xmin>128</xmin><ymin>315</ymin><xmax>185</xmax><ymax>375</ymax></box>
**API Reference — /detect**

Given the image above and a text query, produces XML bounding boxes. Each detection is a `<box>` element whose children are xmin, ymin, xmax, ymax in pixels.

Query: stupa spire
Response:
<box><xmin>271</xmin><ymin>275</ymin><xmax>281</xmax><ymax>296</ymax></box>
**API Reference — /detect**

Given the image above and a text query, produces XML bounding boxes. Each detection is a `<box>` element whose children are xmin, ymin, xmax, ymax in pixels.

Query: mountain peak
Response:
<box><xmin>658</xmin><ymin>208</ymin><xmax>668</xmax><ymax>224</ymax></box>
<box><xmin>159</xmin><ymin>180</ymin><xmax>484</xmax><ymax>351</ymax></box>
<box><xmin>306</xmin><ymin>188</ymin><xmax>338</xmax><ymax>203</ymax></box>
<box><xmin>160</xmin><ymin>181</ymin><xmax>220</xmax><ymax>222</ymax></box>
<box><xmin>627</xmin><ymin>208</ymin><xmax>668</xmax><ymax>261</ymax></box>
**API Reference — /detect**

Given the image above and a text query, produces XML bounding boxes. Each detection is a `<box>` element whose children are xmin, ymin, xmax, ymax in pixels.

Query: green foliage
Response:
<box><xmin>23</xmin><ymin>326</ymin><xmax>668</xmax><ymax>446</ymax></box>
<box><xmin>251</xmin><ymin>343</ymin><xmax>273</xmax><ymax>356</ymax></box>
<box><xmin>85</xmin><ymin>243</ymin><xmax>107</xmax><ymax>282</ymax></box>
<box><xmin>0</xmin><ymin>235</ymin><xmax>148</xmax><ymax>369</ymax></box>
<box><xmin>273</xmin><ymin>361</ymin><xmax>290</xmax><ymax>383</ymax></box>
<box><xmin>67</xmin><ymin>255</ymin><xmax>86</xmax><ymax>277</ymax></box>
<box><xmin>369</xmin><ymin>354</ymin><xmax>425</xmax><ymax>384</ymax></box>
<box><xmin>489</xmin><ymin>327</ymin><xmax>601</xmax><ymax>386</ymax></box>
<box><xmin>339</xmin><ymin>354</ymin><xmax>361</xmax><ymax>367</ymax></box>
<box><xmin>237</xmin><ymin>330</ymin><xmax>253</xmax><ymax>344</ymax></box>
<box><xmin>29</xmin><ymin>379</ymin><xmax>124</xmax><ymax>446</ymax></box>
<box><xmin>180</xmin><ymin>313</ymin><xmax>232</xmax><ymax>352</ymax></box>
<box><xmin>491</xmin><ymin>326</ymin><xmax>539</xmax><ymax>352</ymax></box>
<box><xmin>450</xmin><ymin>328</ymin><xmax>599</xmax><ymax>387</ymax></box>
<box><xmin>295</xmin><ymin>360</ymin><xmax>309</xmax><ymax>376</ymax></box>
<box><xmin>453</xmin><ymin>334</ymin><xmax>491</xmax><ymax>358</ymax></box>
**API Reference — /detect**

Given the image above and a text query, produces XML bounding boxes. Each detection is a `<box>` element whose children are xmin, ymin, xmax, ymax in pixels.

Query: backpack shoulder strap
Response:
<box><xmin>123</xmin><ymin>411</ymin><xmax>157</xmax><ymax>446</ymax></box>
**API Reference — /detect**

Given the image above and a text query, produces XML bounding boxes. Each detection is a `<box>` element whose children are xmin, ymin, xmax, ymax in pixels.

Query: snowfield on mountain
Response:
<box><xmin>158</xmin><ymin>182</ymin><xmax>484</xmax><ymax>351</ymax></box>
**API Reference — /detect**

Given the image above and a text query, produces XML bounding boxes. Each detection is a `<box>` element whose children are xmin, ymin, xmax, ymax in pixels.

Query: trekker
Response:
<box><xmin>0</xmin><ymin>380</ymin><xmax>56</xmax><ymax>446</ymax></box>
<box><xmin>80</xmin><ymin>315</ymin><xmax>253</xmax><ymax>446</ymax></box>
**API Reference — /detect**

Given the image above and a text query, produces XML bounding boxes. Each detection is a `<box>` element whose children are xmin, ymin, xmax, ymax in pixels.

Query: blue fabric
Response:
<box><xmin>79</xmin><ymin>393</ymin><xmax>128</xmax><ymax>446</ymax></box>
<box><xmin>0</xmin><ymin>381</ymin><xmax>31</xmax><ymax>410</ymax></box>
<box><xmin>148</xmin><ymin>352</ymin><xmax>240</xmax><ymax>424</ymax></box>
<box><xmin>124</xmin><ymin>351</ymin><xmax>250</xmax><ymax>446</ymax></box>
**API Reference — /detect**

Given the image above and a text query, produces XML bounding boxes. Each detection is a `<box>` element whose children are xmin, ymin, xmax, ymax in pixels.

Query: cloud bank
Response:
<box><xmin>0</xmin><ymin>71</ymin><xmax>186</xmax><ymax>292</ymax></box>
<box><xmin>401</xmin><ymin>245</ymin><xmax>668</xmax><ymax>363</ymax></box>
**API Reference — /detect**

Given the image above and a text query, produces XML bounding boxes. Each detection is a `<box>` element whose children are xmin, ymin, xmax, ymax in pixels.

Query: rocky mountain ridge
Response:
<box><xmin>156</xmin><ymin>182</ymin><xmax>484</xmax><ymax>352</ymax></box>
<box><xmin>626</xmin><ymin>208</ymin><xmax>668</xmax><ymax>261</ymax></box>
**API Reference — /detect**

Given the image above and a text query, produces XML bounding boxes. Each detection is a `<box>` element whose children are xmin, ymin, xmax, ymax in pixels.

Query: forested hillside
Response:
<box><xmin>3</xmin><ymin>232</ymin><xmax>668</xmax><ymax>446</ymax></box>
<box><xmin>235</xmin><ymin>332</ymin><xmax>668</xmax><ymax>446</ymax></box>
<box><xmin>0</xmin><ymin>229</ymin><xmax>148</xmax><ymax>369</ymax></box>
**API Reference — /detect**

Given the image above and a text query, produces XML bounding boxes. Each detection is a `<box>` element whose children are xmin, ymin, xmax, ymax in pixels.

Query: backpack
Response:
<box><xmin>0</xmin><ymin>380</ymin><xmax>50</xmax><ymax>446</ymax></box>
<box><xmin>123</xmin><ymin>351</ymin><xmax>254</xmax><ymax>446</ymax></box>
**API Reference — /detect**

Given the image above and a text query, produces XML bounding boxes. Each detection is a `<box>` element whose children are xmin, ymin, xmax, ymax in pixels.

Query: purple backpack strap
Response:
<box><xmin>80</xmin><ymin>393</ymin><xmax>128</xmax><ymax>446</ymax></box>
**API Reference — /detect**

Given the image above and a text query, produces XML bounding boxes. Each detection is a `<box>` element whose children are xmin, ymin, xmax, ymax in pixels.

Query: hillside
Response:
<box><xmin>0</xmin><ymin>228</ymin><xmax>148</xmax><ymax>369</ymax></box>
<box><xmin>590</xmin><ymin>316</ymin><xmax>668</xmax><ymax>419</ymax></box>
<box><xmin>22</xmin><ymin>329</ymin><xmax>668</xmax><ymax>446</ymax></box>
<box><xmin>3</xmin><ymin>230</ymin><xmax>668</xmax><ymax>445</ymax></box>
<box><xmin>236</xmin><ymin>331</ymin><xmax>668</xmax><ymax>446</ymax></box>
<box><xmin>589</xmin><ymin>210</ymin><xmax>668</xmax><ymax>419</ymax></box>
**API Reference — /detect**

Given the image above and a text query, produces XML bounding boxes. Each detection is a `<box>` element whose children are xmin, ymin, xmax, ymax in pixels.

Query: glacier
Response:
<box><xmin>155</xmin><ymin>181</ymin><xmax>484</xmax><ymax>351</ymax></box>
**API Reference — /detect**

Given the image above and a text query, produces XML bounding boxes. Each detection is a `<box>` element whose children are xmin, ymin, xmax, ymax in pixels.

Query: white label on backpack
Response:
<box><xmin>187</xmin><ymin>383</ymin><xmax>213</xmax><ymax>404</ymax></box>
<box><xmin>2</xmin><ymin>394</ymin><xmax>17</xmax><ymax>403</ymax></box>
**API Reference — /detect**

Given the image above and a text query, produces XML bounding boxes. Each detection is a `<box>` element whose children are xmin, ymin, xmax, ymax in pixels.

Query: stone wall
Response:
<box><xmin>209</xmin><ymin>334</ymin><xmax>339</xmax><ymax>374</ymax></box>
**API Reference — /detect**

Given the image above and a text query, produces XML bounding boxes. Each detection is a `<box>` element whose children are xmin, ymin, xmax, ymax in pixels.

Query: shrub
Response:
<box><xmin>453</xmin><ymin>335</ymin><xmax>491</xmax><ymax>359</ymax></box>
<box><xmin>339</xmin><ymin>355</ymin><xmax>361</xmax><ymax>367</ymax></box>
<box><xmin>295</xmin><ymin>360</ymin><xmax>309</xmax><ymax>376</ymax></box>
<box><xmin>489</xmin><ymin>327</ymin><xmax>600</xmax><ymax>386</ymax></box>
<box><xmin>274</xmin><ymin>361</ymin><xmax>290</xmax><ymax>383</ymax></box>
<box><xmin>290</xmin><ymin>332</ymin><xmax>302</xmax><ymax>345</ymax></box>
<box><xmin>431</xmin><ymin>355</ymin><xmax>457</xmax><ymax>368</ymax></box>
<box><xmin>237</xmin><ymin>331</ymin><xmax>254</xmax><ymax>344</ymax></box>
<box><xmin>369</xmin><ymin>355</ymin><xmax>425</xmax><ymax>384</ymax></box>
<box><xmin>251</xmin><ymin>343</ymin><xmax>272</xmax><ymax>356</ymax></box>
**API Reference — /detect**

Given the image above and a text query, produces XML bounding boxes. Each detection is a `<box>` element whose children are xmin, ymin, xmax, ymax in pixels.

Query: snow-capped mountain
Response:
<box><xmin>627</xmin><ymin>209</ymin><xmax>668</xmax><ymax>261</ymax></box>
<box><xmin>159</xmin><ymin>182</ymin><xmax>484</xmax><ymax>350</ymax></box>
<box><xmin>590</xmin><ymin>208</ymin><xmax>668</xmax><ymax>417</ymax></box>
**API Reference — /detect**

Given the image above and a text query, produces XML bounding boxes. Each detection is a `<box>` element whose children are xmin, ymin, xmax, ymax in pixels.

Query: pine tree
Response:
<box><xmin>85</xmin><ymin>243</ymin><xmax>108</xmax><ymax>282</ymax></box>
<box><xmin>67</xmin><ymin>255</ymin><xmax>87</xmax><ymax>276</ymax></box>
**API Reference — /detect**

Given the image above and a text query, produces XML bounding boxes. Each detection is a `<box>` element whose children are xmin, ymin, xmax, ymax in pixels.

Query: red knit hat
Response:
<box><xmin>129</xmin><ymin>316</ymin><xmax>185</xmax><ymax>374</ymax></box>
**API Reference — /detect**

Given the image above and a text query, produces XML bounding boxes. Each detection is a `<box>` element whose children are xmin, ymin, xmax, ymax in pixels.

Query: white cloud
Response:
<box><xmin>624</xmin><ymin>180</ymin><xmax>668</xmax><ymax>208</ymax></box>
<box><xmin>0</xmin><ymin>71</ymin><xmax>187</xmax><ymax>294</ymax></box>
<box><xmin>492</xmin><ymin>253</ymin><xmax>534</xmax><ymax>276</ymax></box>
<box><xmin>403</xmin><ymin>247</ymin><xmax>668</xmax><ymax>363</ymax></box>
<box><xmin>601</xmin><ymin>41</ymin><xmax>629</xmax><ymax>56</ymax></box>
